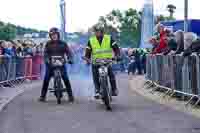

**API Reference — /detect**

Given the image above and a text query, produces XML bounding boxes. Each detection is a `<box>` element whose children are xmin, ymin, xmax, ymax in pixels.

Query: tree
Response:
<box><xmin>0</xmin><ymin>24</ymin><xmax>16</xmax><ymax>41</ymax></box>
<box><xmin>155</xmin><ymin>14</ymin><xmax>176</xmax><ymax>24</ymax></box>
<box><xmin>0</xmin><ymin>21</ymin><xmax>4</xmax><ymax>27</ymax></box>
<box><xmin>167</xmin><ymin>4</ymin><xmax>176</xmax><ymax>19</ymax></box>
<box><xmin>119</xmin><ymin>9</ymin><xmax>141</xmax><ymax>47</ymax></box>
<box><xmin>0</xmin><ymin>20</ymin><xmax>47</xmax><ymax>40</ymax></box>
<box><xmin>91</xmin><ymin>8</ymin><xmax>141</xmax><ymax>47</ymax></box>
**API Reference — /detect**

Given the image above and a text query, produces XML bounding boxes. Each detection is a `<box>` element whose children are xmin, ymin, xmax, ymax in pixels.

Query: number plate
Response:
<box><xmin>98</xmin><ymin>67</ymin><xmax>108</xmax><ymax>75</ymax></box>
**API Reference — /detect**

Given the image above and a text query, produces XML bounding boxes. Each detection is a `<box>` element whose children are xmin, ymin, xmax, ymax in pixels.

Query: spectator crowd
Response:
<box><xmin>0</xmin><ymin>40</ymin><xmax>44</xmax><ymax>57</ymax></box>
<box><xmin>125</xmin><ymin>23</ymin><xmax>200</xmax><ymax>76</ymax></box>
<box><xmin>148</xmin><ymin>23</ymin><xmax>200</xmax><ymax>57</ymax></box>
<box><xmin>144</xmin><ymin>23</ymin><xmax>200</xmax><ymax>99</ymax></box>
<box><xmin>0</xmin><ymin>40</ymin><xmax>45</xmax><ymax>84</ymax></box>
<box><xmin>0</xmin><ymin>39</ymin><xmax>90</xmax><ymax>82</ymax></box>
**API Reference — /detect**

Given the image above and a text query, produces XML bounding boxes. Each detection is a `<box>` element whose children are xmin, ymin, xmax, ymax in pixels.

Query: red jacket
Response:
<box><xmin>152</xmin><ymin>31</ymin><xmax>167</xmax><ymax>54</ymax></box>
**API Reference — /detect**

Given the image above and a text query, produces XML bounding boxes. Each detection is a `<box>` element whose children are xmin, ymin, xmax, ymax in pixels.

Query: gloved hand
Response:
<box><xmin>82</xmin><ymin>56</ymin><xmax>91</xmax><ymax>65</ymax></box>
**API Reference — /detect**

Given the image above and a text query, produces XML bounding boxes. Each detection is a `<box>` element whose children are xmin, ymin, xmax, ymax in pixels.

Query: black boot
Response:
<box><xmin>110</xmin><ymin>79</ymin><xmax>119</xmax><ymax>96</ymax></box>
<box><xmin>94</xmin><ymin>90</ymin><xmax>100</xmax><ymax>99</ymax></box>
<box><xmin>63</xmin><ymin>77</ymin><xmax>75</xmax><ymax>103</ymax></box>
<box><xmin>65</xmin><ymin>87</ymin><xmax>74</xmax><ymax>103</ymax></box>
<box><xmin>39</xmin><ymin>85</ymin><xmax>48</xmax><ymax>102</ymax></box>
<box><xmin>68</xmin><ymin>95</ymin><xmax>74</xmax><ymax>103</ymax></box>
<box><xmin>38</xmin><ymin>96</ymin><xmax>46</xmax><ymax>102</ymax></box>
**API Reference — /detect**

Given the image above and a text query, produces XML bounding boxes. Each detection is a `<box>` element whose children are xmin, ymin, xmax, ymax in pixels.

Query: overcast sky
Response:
<box><xmin>0</xmin><ymin>0</ymin><xmax>198</xmax><ymax>32</ymax></box>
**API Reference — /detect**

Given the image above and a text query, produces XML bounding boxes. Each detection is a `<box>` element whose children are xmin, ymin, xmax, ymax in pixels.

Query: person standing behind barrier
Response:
<box><xmin>16</xmin><ymin>44</ymin><xmax>23</xmax><ymax>57</ymax></box>
<box><xmin>127</xmin><ymin>48</ymin><xmax>142</xmax><ymax>75</ymax></box>
<box><xmin>4</xmin><ymin>42</ymin><xmax>15</xmax><ymax>57</ymax></box>
<box><xmin>22</xmin><ymin>43</ymin><xmax>33</xmax><ymax>57</ymax></box>
<box><xmin>164</xmin><ymin>30</ymin><xmax>185</xmax><ymax>55</ymax></box>
<box><xmin>183</xmin><ymin>32</ymin><xmax>200</xmax><ymax>57</ymax></box>
<box><xmin>151</xmin><ymin>25</ymin><xmax>168</xmax><ymax>54</ymax></box>
<box><xmin>1</xmin><ymin>42</ymin><xmax>16</xmax><ymax>83</ymax></box>
<box><xmin>134</xmin><ymin>49</ymin><xmax>142</xmax><ymax>74</ymax></box>
<box><xmin>0</xmin><ymin>42</ymin><xmax>6</xmax><ymax>82</ymax></box>
<box><xmin>128</xmin><ymin>48</ymin><xmax>136</xmax><ymax>75</ymax></box>
<box><xmin>140</xmin><ymin>49</ymin><xmax>147</xmax><ymax>74</ymax></box>
<box><xmin>173</xmin><ymin>30</ymin><xmax>184</xmax><ymax>54</ymax></box>
<box><xmin>118</xmin><ymin>48</ymin><xmax>125</xmax><ymax>72</ymax></box>
<box><xmin>0</xmin><ymin>41</ymin><xmax>4</xmax><ymax>55</ymax></box>
<box><xmin>162</xmin><ymin>29</ymin><xmax>176</xmax><ymax>55</ymax></box>
<box><xmin>184</xmin><ymin>32</ymin><xmax>198</xmax><ymax>51</ymax></box>
<box><xmin>149</xmin><ymin>36</ymin><xmax>159</xmax><ymax>53</ymax></box>
<box><xmin>35</xmin><ymin>43</ymin><xmax>44</xmax><ymax>56</ymax></box>
<box><xmin>150</xmin><ymin>23</ymin><xmax>163</xmax><ymax>51</ymax></box>
<box><xmin>123</xmin><ymin>49</ymin><xmax>130</xmax><ymax>72</ymax></box>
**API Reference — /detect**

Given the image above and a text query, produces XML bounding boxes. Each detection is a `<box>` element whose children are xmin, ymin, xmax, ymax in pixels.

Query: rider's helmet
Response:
<box><xmin>49</xmin><ymin>27</ymin><xmax>60</xmax><ymax>39</ymax></box>
<box><xmin>93</xmin><ymin>25</ymin><xmax>104</xmax><ymax>33</ymax></box>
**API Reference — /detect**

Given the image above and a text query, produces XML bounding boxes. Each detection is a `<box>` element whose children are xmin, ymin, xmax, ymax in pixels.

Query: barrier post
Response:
<box><xmin>24</xmin><ymin>57</ymin><xmax>33</xmax><ymax>80</ymax></box>
<box><xmin>196</xmin><ymin>55</ymin><xmax>200</xmax><ymax>95</ymax></box>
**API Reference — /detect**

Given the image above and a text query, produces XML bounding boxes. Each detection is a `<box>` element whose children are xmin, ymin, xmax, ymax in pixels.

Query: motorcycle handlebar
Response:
<box><xmin>82</xmin><ymin>56</ymin><xmax>120</xmax><ymax>65</ymax></box>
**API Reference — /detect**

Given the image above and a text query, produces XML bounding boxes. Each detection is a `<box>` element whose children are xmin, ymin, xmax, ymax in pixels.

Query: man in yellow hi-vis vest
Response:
<box><xmin>84</xmin><ymin>26</ymin><xmax>121</xmax><ymax>98</ymax></box>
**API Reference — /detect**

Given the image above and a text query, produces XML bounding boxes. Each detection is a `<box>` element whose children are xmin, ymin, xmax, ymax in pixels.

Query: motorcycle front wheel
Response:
<box><xmin>55</xmin><ymin>77</ymin><xmax>63</xmax><ymax>104</ymax></box>
<box><xmin>100</xmin><ymin>77</ymin><xmax>112</xmax><ymax>111</ymax></box>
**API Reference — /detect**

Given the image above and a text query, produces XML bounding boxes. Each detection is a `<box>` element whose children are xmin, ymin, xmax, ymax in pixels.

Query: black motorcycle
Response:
<box><xmin>83</xmin><ymin>57</ymin><xmax>117</xmax><ymax>111</ymax></box>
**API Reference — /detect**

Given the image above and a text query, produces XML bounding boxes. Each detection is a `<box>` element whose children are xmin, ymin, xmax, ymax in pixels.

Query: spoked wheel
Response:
<box><xmin>55</xmin><ymin>90</ymin><xmax>63</xmax><ymax>104</ymax></box>
<box><xmin>100</xmin><ymin>78</ymin><xmax>112</xmax><ymax>111</ymax></box>
<box><xmin>55</xmin><ymin>77</ymin><xmax>63</xmax><ymax>105</ymax></box>
<box><xmin>104</xmin><ymin>91</ymin><xmax>112</xmax><ymax>111</ymax></box>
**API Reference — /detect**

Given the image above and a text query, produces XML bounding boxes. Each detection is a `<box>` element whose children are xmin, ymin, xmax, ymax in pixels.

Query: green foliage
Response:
<box><xmin>0</xmin><ymin>20</ymin><xmax>47</xmax><ymax>40</ymax></box>
<box><xmin>16</xmin><ymin>25</ymin><xmax>39</xmax><ymax>35</ymax></box>
<box><xmin>0</xmin><ymin>23</ymin><xmax>16</xmax><ymax>41</ymax></box>
<box><xmin>91</xmin><ymin>8</ymin><xmax>141</xmax><ymax>48</ymax></box>
<box><xmin>155</xmin><ymin>14</ymin><xmax>176</xmax><ymax>24</ymax></box>
<box><xmin>119</xmin><ymin>9</ymin><xmax>141</xmax><ymax>47</ymax></box>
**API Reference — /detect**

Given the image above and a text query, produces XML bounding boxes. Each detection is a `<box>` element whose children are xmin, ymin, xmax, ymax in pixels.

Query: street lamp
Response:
<box><xmin>60</xmin><ymin>0</ymin><xmax>66</xmax><ymax>40</ymax></box>
<box><xmin>184</xmin><ymin>0</ymin><xmax>188</xmax><ymax>32</ymax></box>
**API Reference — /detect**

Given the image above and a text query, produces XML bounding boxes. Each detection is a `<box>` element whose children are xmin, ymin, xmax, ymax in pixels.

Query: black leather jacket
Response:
<box><xmin>44</xmin><ymin>40</ymin><xmax>73</xmax><ymax>64</ymax></box>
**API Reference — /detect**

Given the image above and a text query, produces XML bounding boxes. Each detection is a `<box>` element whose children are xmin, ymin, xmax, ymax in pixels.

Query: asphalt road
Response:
<box><xmin>0</xmin><ymin>74</ymin><xmax>200</xmax><ymax>133</ymax></box>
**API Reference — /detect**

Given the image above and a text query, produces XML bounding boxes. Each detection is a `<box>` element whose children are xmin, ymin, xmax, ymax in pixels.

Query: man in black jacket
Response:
<box><xmin>39</xmin><ymin>27</ymin><xmax>74</xmax><ymax>103</ymax></box>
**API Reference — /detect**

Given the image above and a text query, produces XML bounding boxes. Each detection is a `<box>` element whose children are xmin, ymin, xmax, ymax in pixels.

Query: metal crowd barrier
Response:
<box><xmin>0</xmin><ymin>55</ymin><xmax>43</xmax><ymax>87</ymax></box>
<box><xmin>145</xmin><ymin>54</ymin><xmax>200</xmax><ymax>107</ymax></box>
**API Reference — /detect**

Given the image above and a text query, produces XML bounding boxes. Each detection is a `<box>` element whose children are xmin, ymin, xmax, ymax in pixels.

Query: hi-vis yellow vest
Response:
<box><xmin>89</xmin><ymin>35</ymin><xmax>113</xmax><ymax>60</ymax></box>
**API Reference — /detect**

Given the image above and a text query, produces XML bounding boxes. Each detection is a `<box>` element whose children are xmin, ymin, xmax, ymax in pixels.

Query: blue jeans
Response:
<box><xmin>128</xmin><ymin>62</ymin><xmax>136</xmax><ymax>74</ymax></box>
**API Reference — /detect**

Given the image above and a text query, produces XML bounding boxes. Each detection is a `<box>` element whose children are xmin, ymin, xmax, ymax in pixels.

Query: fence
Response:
<box><xmin>146</xmin><ymin>54</ymin><xmax>200</xmax><ymax>106</ymax></box>
<box><xmin>0</xmin><ymin>55</ymin><xmax>43</xmax><ymax>86</ymax></box>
